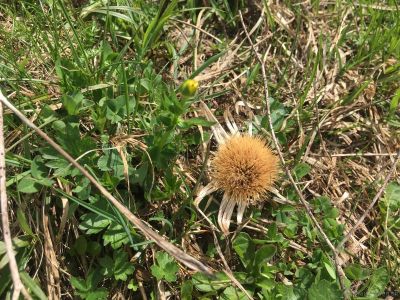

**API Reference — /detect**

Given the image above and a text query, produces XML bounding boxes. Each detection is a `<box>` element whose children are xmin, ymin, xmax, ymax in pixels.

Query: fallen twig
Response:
<box><xmin>0</xmin><ymin>93</ymin><xmax>32</xmax><ymax>300</ymax></box>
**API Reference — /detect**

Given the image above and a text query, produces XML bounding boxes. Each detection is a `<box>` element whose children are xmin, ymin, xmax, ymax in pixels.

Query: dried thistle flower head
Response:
<box><xmin>195</xmin><ymin>102</ymin><xmax>280</xmax><ymax>234</ymax></box>
<box><xmin>211</xmin><ymin>135</ymin><xmax>279</xmax><ymax>203</ymax></box>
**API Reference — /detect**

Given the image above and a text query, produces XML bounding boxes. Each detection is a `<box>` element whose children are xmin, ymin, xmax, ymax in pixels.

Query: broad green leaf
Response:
<box><xmin>72</xmin><ymin>177</ymin><xmax>91</xmax><ymax>200</ymax></box>
<box><xmin>293</xmin><ymin>163</ymin><xmax>311</xmax><ymax>180</ymax></box>
<box><xmin>384</xmin><ymin>182</ymin><xmax>400</xmax><ymax>210</ymax></box>
<box><xmin>56</xmin><ymin>189</ymin><xmax>118</xmax><ymax>224</ymax></box>
<box><xmin>17</xmin><ymin>208</ymin><xmax>35</xmax><ymax>237</ymax></box>
<box><xmin>344</xmin><ymin>263</ymin><xmax>371</xmax><ymax>280</ymax></box>
<box><xmin>259</xmin><ymin>264</ymin><xmax>279</xmax><ymax>280</ymax></box>
<box><xmin>6</xmin><ymin>170</ymin><xmax>30</xmax><ymax>187</ymax></box>
<box><xmin>181</xmin><ymin>280</ymin><xmax>193</xmax><ymax>300</ymax></box>
<box><xmin>106</xmin><ymin>106</ymin><xmax>122</xmax><ymax>123</ymax></box>
<box><xmin>260</xmin><ymin>98</ymin><xmax>287</xmax><ymax>131</ymax></box>
<box><xmin>20</xmin><ymin>271</ymin><xmax>47</xmax><ymax>300</ymax></box>
<box><xmin>140</xmin><ymin>78</ymin><xmax>151</xmax><ymax>91</ymax></box>
<box><xmin>177</xmin><ymin>117</ymin><xmax>215</xmax><ymax>129</ymax></box>
<box><xmin>52</xmin><ymin>120</ymin><xmax>96</xmax><ymax>158</ymax></box>
<box><xmin>103</xmin><ymin>223</ymin><xmax>130</xmax><ymax>249</ymax></box>
<box><xmin>62</xmin><ymin>92</ymin><xmax>84</xmax><ymax>115</ymax></box>
<box><xmin>323</xmin><ymin>262</ymin><xmax>336</xmax><ymax>280</ymax></box>
<box><xmin>275</xmin><ymin>284</ymin><xmax>301</xmax><ymax>300</ymax></box>
<box><xmin>74</xmin><ymin>236</ymin><xmax>87</xmax><ymax>256</ymax></box>
<box><xmin>150</xmin><ymin>251</ymin><xmax>179</xmax><ymax>282</ymax></box>
<box><xmin>221</xmin><ymin>286</ymin><xmax>249</xmax><ymax>300</ymax></box>
<box><xmin>270</xmin><ymin>98</ymin><xmax>287</xmax><ymax>130</ymax></box>
<box><xmin>232</xmin><ymin>232</ymin><xmax>255</xmax><ymax>268</ymax></box>
<box><xmin>97</xmin><ymin>150</ymin><xmax>123</xmax><ymax>172</ymax></box>
<box><xmin>389</xmin><ymin>88</ymin><xmax>400</xmax><ymax>118</ymax></box>
<box><xmin>86</xmin><ymin>290</ymin><xmax>108</xmax><ymax>300</ymax></box>
<box><xmin>86</xmin><ymin>241</ymin><xmax>101</xmax><ymax>256</ymax></box>
<box><xmin>130</xmin><ymin>164</ymin><xmax>148</xmax><ymax>185</ymax></box>
<box><xmin>254</xmin><ymin>245</ymin><xmax>277</xmax><ymax>272</ymax></box>
<box><xmin>17</xmin><ymin>175</ymin><xmax>41</xmax><ymax>193</ymax></box>
<box><xmin>31</xmin><ymin>156</ymin><xmax>48</xmax><ymax>179</ymax></box>
<box><xmin>99</xmin><ymin>256</ymin><xmax>114</xmax><ymax>277</ymax></box>
<box><xmin>312</xmin><ymin>196</ymin><xmax>332</xmax><ymax>214</ymax></box>
<box><xmin>71</xmin><ymin>276</ymin><xmax>90</xmax><ymax>294</ymax></box>
<box><xmin>257</xmin><ymin>278</ymin><xmax>275</xmax><ymax>294</ymax></box>
<box><xmin>113</xmin><ymin>250</ymin><xmax>135</xmax><ymax>281</ymax></box>
<box><xmin>366</xmin><ymin>267</ymin><xmax>389</xmax><ymax>298</ymax></box>
<box><xmin>192</xmin><ymin>272</ymin><xmax>230</xmax><ymax>292</ymax></box>
<box><xmin>0</xmin><ymin>236</ymin><xmax>31</xmax><ymax>257</ymax></box>
<box><xmin>79</xmin><ymin>213</ymin><xmax>111</xmax><ymax>234</ymax></box>
<box><xmin>71</xmin><ymin>270</ymin><xmax>108</xmax><ymax>299</ymax></box>
<box><xmin>39</xmin><ymin>104</ymin><xmax>57</xmax><ymax>123</ymax></box>
<box><xmin>266</xmin><ymin>222</ymin><xmax>286</xmax><ymax>243</ymax></box>
<box><xmin>128</xmin><ymin>279</ymin><xmax>138</xmax><ymax>291</ymax></box>
<box><xmin>45</xmin><ymin>157</ymin><xmax>70</xmax><ymax>173</ymax></box>
<box><xmin>308</xmin><ymin>280</ymin><xmax>342</xmax><ymax>300</ymax></box>
<box><xmin>266</xmin><ymin>223</ymin><xmax>278</xmax><ymax>240</ymax></box>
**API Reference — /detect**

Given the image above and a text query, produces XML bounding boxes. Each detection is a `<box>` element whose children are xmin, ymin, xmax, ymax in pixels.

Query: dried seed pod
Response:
<box><xmin>195</xmin><ymin>102</ymin><xmax>280</xmax><ymax>234</ymax></box>
<box><xmin>211</xmin><ymin>135</ymin><xmax>279</xmax><ymax>204</ymax></box>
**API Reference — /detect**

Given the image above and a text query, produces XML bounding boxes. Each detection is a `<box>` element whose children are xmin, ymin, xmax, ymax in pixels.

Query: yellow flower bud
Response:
<box><xmin>181</xmin><ymin>79</ymin><xmax>199</xmax><ymax>97</ymax></box>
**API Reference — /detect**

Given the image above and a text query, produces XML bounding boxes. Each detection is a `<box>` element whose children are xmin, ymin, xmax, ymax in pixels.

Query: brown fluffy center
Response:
<box><xmin>211</xmin><ymin>135</ymin><xmax>279</xmax><ymax>202</ymax></box>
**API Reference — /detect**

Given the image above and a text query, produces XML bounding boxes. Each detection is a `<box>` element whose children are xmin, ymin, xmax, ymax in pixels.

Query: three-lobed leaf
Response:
<box><xmin>150</xmin><ymin>251</ymin><xmax>179</xmax><ymax>282</ymax></box>
<box><xmin>99</xmin><ymin>250</ymin><xmax>134</xmax><ymax>281</ymax></box>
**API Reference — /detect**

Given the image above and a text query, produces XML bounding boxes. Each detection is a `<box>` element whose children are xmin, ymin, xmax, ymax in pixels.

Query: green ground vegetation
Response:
<box><xmin>0</xmin><ymin>0</ymin><xmax>400</xmax><ymax>299</ymax></box>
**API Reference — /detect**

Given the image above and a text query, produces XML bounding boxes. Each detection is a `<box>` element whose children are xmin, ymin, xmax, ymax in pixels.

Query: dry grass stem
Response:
<box><xmin>42</xmin><ymin>202</ymin><xmax>61</xmax><ymax>299</ymax></box>
<box><xmin>337</xmin><ymin>151</ymin><xmax>400</xmax><ymax>250</ymax></box>
<box><xmin>0</xmin><ymin>92</ymin><xmax>32</xmax><ymax>300</ymax></box>
<box><xmin>211</xmin><ymin>231</ymin><xmax>254</xmax><ymax>300</ymax></box>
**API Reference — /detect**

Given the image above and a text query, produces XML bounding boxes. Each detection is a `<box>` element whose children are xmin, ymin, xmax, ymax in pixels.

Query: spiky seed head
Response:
<box><xmin>211</xmin><ymin>135</ymin><xmax>279</xmax><ymax>203</ymax></box>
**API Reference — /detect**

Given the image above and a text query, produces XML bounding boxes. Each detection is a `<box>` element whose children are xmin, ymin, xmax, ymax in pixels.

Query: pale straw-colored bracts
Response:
<box><xmin>195</xmin><ymin>101</ymin><xmax>279</xmax><ymax>234</ymax></box>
